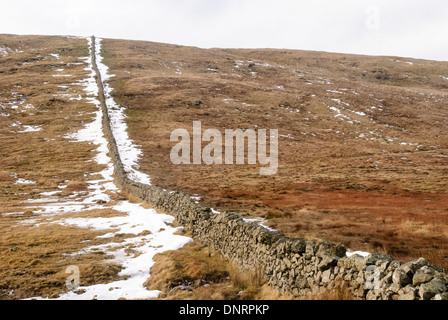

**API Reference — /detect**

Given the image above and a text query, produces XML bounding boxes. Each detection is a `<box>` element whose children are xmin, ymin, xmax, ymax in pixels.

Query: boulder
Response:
<box><xmin>305</xmin><ymin>241</ymin><xmax>317</xmax><ymax>258</ymax></box>
<box><xmin>365</xmin><ymin>253</ymin><xmax>394</xmax><ymax>266</ymax></box>
<box><xmin>316</xmin><ymin>241</ymin><xmax>346</xmax><ymax>258</ymax></box>
<box><xmin>407</xmin><ymin>257</ymin><xmax>444</xmax><ymax>273</ymax></box>
<box><xmin>290</xmin><ymin>239</ymin><xmax>307</xmax><ymax>254</ymax></box>
<box><xmin>413</xmin><ymin>266</ymin><xmax>436</xmax><ymax>286</ymax></box>
<box><xmin>338</xmin><ymin>254</ymin><xmax>366</xmax><ymax>272</ymax></box>
<box><xmin>419</xmin><ymin>278</ymin><xmax>446</xmax><ymax>300</ymax></box>
<box><xmin>392</xmin><ymin>269</ymin><xmax>412</xmax><ymax>287</ymax></box>
<box><xmin>318</xmin><ymin>255</ymin><xmax>338</xmax><ymax>271</ymax></box>
<box><xmin>321</xmin><ymin>269</ymin><xmax>332</xmax><ymax>284</ymax></box>
<box><xmin>398</xmin><ymin>290</ymin><xmax>416</xmax><ymax>301</ymax></box>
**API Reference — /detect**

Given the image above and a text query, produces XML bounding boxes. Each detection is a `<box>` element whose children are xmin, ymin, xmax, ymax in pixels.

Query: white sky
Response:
<box><xmin>1</xmin><ymin>0</ymin><xmax>447</xmax><ymax>61</ymax></box>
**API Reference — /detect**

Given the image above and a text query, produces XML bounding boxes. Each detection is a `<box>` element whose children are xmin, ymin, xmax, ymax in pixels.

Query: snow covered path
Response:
<box><xmin>26</xmin><ymin>37</ymin><xmax>192</xmax><ymax>300</ymax></box>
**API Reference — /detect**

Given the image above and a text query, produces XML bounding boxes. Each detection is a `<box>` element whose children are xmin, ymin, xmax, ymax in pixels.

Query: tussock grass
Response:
<box><xmin>145</xmin><ymin>242</ymin><xmax>290</xmax><ymax>300</ymax></box>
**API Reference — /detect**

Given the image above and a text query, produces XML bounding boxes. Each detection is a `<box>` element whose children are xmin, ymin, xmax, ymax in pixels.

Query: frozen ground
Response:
<box><xmin>25</xmin><ymin>37</ymin><xmax>192</xmax><ymax>300</ymax></box>
<box><xmin>94</xmin><ymin>38</ymin><xmax>152</xmax><ymax>186</ymax></box>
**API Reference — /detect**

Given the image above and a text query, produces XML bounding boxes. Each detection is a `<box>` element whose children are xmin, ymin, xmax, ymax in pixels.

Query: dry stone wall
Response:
<box><xmin>91</xmin><ymin>37</ymin><xmax>448</xmax><ymax>300</ymax></box>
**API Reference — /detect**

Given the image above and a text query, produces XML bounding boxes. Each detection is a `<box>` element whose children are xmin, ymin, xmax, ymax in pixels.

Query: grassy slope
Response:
<box><xmin>0</xmin><ymin>35</ymin><xmax>129</xmax><ymax>299</ymax></box>
<box><xmin>0</xmin><ymin>34</ymin><xmax>275</xmax><ymax>301</ymax></box>
<box><xmin>101</xmin><ymin>38</ymin><xmax>448</xmax><ymax>265</ymax></box>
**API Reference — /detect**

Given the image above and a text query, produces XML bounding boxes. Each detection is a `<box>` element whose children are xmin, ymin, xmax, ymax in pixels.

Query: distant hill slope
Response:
<box><xmin>99</xmin><ymin>37</ymin><xmax>448</xmax><ymax>264</ymax></box>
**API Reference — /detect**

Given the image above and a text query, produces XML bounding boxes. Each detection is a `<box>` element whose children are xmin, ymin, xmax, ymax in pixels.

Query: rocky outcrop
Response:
<box><xmin>91</xmin><ymin>36</ymin><xmax>448</xmax><ymax>300</ymax></box>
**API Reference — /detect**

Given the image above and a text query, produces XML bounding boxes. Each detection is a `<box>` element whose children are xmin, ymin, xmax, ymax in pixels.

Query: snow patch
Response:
<box><xmin>15</xmin><ymin>178</ymin><xmax>36</xmax><ymax>185</ymax></box>
<box><xmin>243</xmin><ymin>217</ymin><xmax>276</xmax><ymax>232</ymax></box>
<box><xmin>17</xmin><ymin>125</ymin><xmax>42</xmax><ymax>133</ymax></box>
<box><xmin>25</xmin><ymin>37</ymin><xmax>192</xmax><ymax>300</ymax></box>
<box><xmin>94</xmin><ymin>38</ymin><xmax>151</xmax><ymax>185</ymax></box>
<box><xmin>346</xmin><ymin>250</ymin><xmax>370</xmax><ymax>258</ymax></box>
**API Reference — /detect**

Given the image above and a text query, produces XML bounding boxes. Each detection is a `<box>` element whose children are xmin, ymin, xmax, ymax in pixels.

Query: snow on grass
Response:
<box><xmin>1</xmin><ymin>212</ymin><xmax>25</xmax><ymax>217</ymax></box>
<box><xmin>279</xmin><ymin>133</ymin><xmax>296</xmax><ymax>140</ymax></box>
<box><xmin>15</xmin><ymin>178</ymin><xmax>36</xmax><ymax>185</ymax></box>
<box><xmin>49</xmin><ymin>53</ymin><xmax>60</xmax><ymax>59</ymax></box>
<box><xmin>394</xmin><ymin>59</ymin><xmax>414</xmax><ymax>65</ymax></box>
<box><xmin>94</xmin><ymin>38</ymin><xmax>151</xmax><ymax>185</ymax></box>
<box><xmin>17</xmin><ymin>125</ymin><xmax>42</xmax><ymax>133</ymax></box>
<box><xmin>346</xmin><ymin>250</ymin><xmax>370</xmax><ymax>258</ymax></box>
<box><xmin>243</xmin><ymin>217</ymin><xmax>276</xmax><ymax>232</ymax></box>
<box><xmin>0</xmin><ymin>46</ymin><xmax>12</xmax><ymax>56</ymax></box>
<box><xmin>223</xmin><ymin>98</ymin><xmax>237</xmax><ymax>104</ymax></box>
<box><xmin>327</xmin><ymin>89</ymin><xmax>344</xmax><ymax>94</ymax></box>
<box><xmin>43</xmin><ymin>225</ymin><xmax>189</xmax><ymax>300</ymax></box>
<box><xmin>40</xmin><ymin>191</ymin><xmax>60</xmax><ymax>197</ymax></box>
<box><xmin>351</xmin><ymin>110</ymin><xmax>366</xmax><ymax>117</ymax></box>
<box><xmin>26</xmin><ymin>37</ymin><xmax>192</xmax><ymax>300</ymax></box>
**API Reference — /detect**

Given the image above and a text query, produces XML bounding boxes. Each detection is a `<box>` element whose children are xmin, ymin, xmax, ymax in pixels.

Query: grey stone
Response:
<box><xmin>418</xmin><ymin>278</ymin><xmax>446</xmax><ymax>300</ymax></box>
<box><xmin>305</xmin><ymin>241</ymin><xmax>317</xmax><ymax>259</ymax></box>
<box><xmin>393</xmin><ymin>269</ymin><xmax>412</xmax><ymax>287</ymax></box>
<box><xmin>365</xmin><ymin>253</ymin><xmax>394</xmax><ymax>266</ymax></box>
<box><xmin>413</xmin><ymin>266</ymin><xmax>436</xmax><ymax>285</ymax></box>
<box><xmin>292</xmin><ymin>288</ymin><xmax>300</xmax><ymax>297</ymax></box>
<box><xmin>429</xmin><ymin>278</ymin><xmax>446</xmax><ymax>293</ymax></box>
<box><xmin>321</xmin><ymin>269</ymin><xmax>332</xmax><ymax>284</ymax></box>
<box><xmin>290</xmin><ymin>268</ymin><xmax>295</xmax><ymax>279</ymax></box>
<box><xmin>366</xmin><ymin>289</ymin><xmax>380</xmax><ymax>300</ymax></box>
<box><xmin>390</xmin><ymin>283</ymin><xmax>401</xmax><ymax>293</ymax></box>
<box><xmin>290</xmin><ymin>239</ymin><xmax>307</xmax><ymax>254</ymax></box>
<box><xmin>356</xmin><ymin>273</ymin><xmax>365</xmax><ymax>285</ymax></box>
<box><xmin>338</xmin><ymin>255</ymin><xmax>366</xmax><ymax>272</ymax></box>
<box><xmin>420</xmin><ymin>282</ymin><xmax>440</xmax><ymax>300</ymax></box>
<box><xmin>283</xmin><ymin>257</ymin><xmax>292</xmax><ymax>268</ymax></box>
<box><xmin>315</xmin><ymin>271</ymin><xmax>322</xmax><ymax>282</ymax></box>
<box><xmin>316</xmin><ymin>241</ymin><xmax>346</xmax><ymax>258</ymax></box>
<box><xmin>296</xmin><ymin>277</ymin><xmax>308</xmax><ymax>289</ymax></box>
<box><xmin>408</xmin><ymin>257</ymin><xmax>444</xmax><ymax>273</ymax></box>
<box><xmin>318</xmin><ymin>255</ymin><xmax>338</xmax><ymax>271</ymax></box>
<box><xmin>398</xmin><ymin>288</ymin><xmax>416</xmax><ymax>300</ymax></box>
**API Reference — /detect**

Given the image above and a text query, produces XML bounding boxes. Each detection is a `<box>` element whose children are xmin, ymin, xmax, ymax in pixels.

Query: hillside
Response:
<box><xmin>100</xmin><ymin>38</ymin><xmax>448</xmax><ymax>263</ymax></box>
<box><xmin>1</xmin><ymin>34</ymin><xmax>448</xmax><ymax>300</ymax></box>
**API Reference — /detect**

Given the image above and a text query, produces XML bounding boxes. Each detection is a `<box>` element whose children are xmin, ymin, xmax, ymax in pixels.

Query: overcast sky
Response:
<box><xmin>1</xmin><ymin>0</ymin><xmax>447</xmax><ymax>61</ymax></box>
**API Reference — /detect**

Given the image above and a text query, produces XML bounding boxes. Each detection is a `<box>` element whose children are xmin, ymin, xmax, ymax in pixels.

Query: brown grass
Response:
<box><xmin>145</xmin><ymin>242</ymin><xmax>289</xmax><ymax>300</ymax></box>
<box><xmin>0</xmin><ymin>221</ymin><xmax>125</xmax><ymax>299</ymax></box>
<box><xmin>100</xmin><ymin>37</ymin><xmax>448</xmax><ymax>265</ymax></box>
<box><xmin>2</xmin><ymin>33</ymin><xmax>448</xmax><ymax>301</ymax></box>
<box><xmin>0</xmin><ymin>171</ymin><xmax>14</xmax><ymax>181</ymax></box>
<box><xmin>0</xmin><ymin>34</ymin><xmax>128</xmax><ymax>300</ymax></box>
